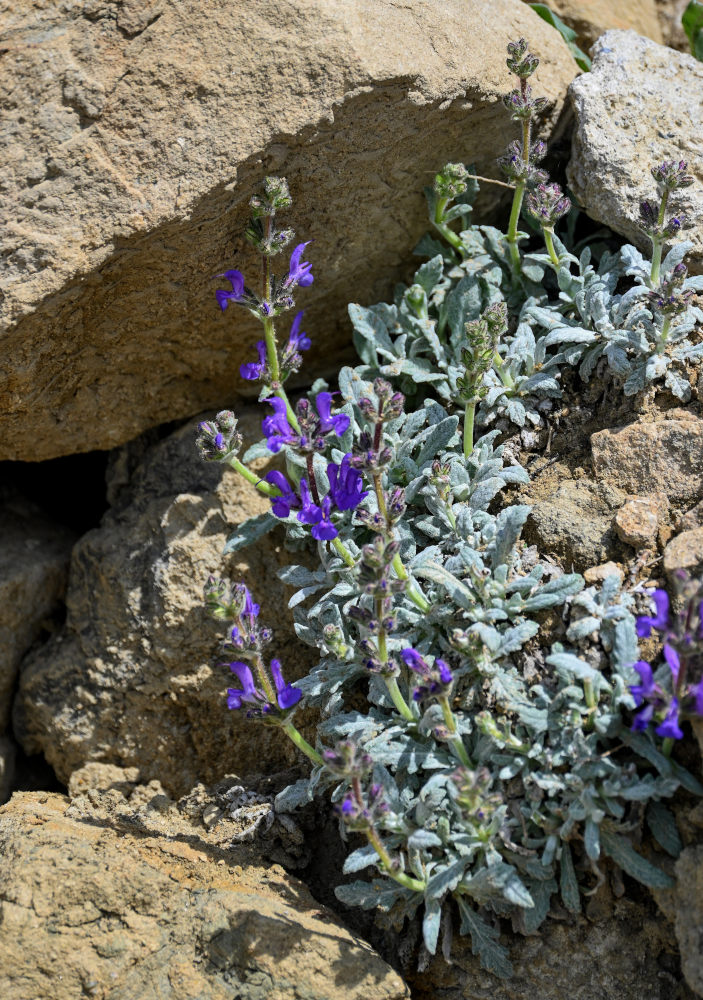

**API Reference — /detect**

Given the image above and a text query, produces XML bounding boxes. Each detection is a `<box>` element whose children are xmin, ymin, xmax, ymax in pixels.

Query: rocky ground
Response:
<box><xmin>2</xmin><ymin>1</ymin><xmax>703</xmax><ymax>997</ymax></box>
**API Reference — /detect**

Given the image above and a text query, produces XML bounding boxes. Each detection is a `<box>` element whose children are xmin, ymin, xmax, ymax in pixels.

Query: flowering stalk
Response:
<box><xmin>640</xmin><ymin>160</ymin><xmax>693</xmax><ymax>287</ymax></box>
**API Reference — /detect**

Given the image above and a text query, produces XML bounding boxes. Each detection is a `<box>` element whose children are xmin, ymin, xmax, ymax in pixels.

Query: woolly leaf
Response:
<box><xmin>559</xmin><ymin>843</ymin><xmax>580</xmax><ymax>913</ymax></box>
<box><xmin>224</xmin><ymin>511</ymin><xmax>278</xmax><ymax>553</ymax></box>
<box><xmin>646</xmin><ymin>801</ymin><xmax>682</xmax><ymax>858</ymax></box>
<box><xmin>600</xmin><ymin>829</ymin><xmax>674</xmax><ymax>888</ymax></box>
<box><xmin>457</xmin><ymin>898</ymin><xmax>513</xmax><ymax>979</ymax></box>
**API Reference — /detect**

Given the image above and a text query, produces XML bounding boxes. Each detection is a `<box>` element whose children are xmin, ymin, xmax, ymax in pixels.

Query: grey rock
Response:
<box><xmin>673</xmin><ymin>845</ymin><xmax>703</xmax><ymax>996</ymax></box>
<box><xmin>568</xmin><ymin>31</ymin><xmax>703</xmax><ymax>274</ymax></box>
<box><xmin>0</xmin><ymin>0</ymin><xmax>577</xmax><ymax>462</ymax></box>
<box><xmin>591</xmin><ymin>413</ymin><xmax>703</xmax><ymax>504</ymax></box>
<box><xmin>14</xmin><ymin>411</ymin><xmax>317</xmax><ymax>796</ymax></box>
<box><xmin>663</xmin><ymin>527</ymin><xmax>703</xmax><ymax>580</ymax></box>
<box><xmin>0</xmin><ymin>790</ymin><xmax>409</xmax><ymax>1000</ymax></box>
<box><xmin>525</xmin><ymin>477</ymin><xmax>625</xmax><ymax>571</ymax></box>
<box><xmin>0</xmin><ymin>499</ymin><xmax>75</xmax><ymax>733</ymax></box>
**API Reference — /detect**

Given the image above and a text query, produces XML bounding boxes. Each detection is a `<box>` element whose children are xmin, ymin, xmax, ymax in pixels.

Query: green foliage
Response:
<box><xmin>527</xmin><ymin>3</ymin><xmax>592</xmax><ymax>71</ymax></box>
<box><xmin>683</xmin><ymin>1</ymin><xmax>703</xmax><ymax>61</ymax></box>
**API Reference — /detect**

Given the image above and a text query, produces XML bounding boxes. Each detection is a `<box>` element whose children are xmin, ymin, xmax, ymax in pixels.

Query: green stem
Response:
<box><xmin>463</xmin><ymin>400</ymin><xmax>476</xmax><ymax>459</ymax></box>
<box><xmin>439</xmin><ymin>696</ymin><xmax>472</xmax><ymax>767</ymax></box>
<box><xmin>385</xmin><ymin>674</ymin><xmax>414</xmax><ymax>722</ymax></box>
<box><xmin>229</xmin><ymin>457</ymin><xmax>280</xmax><ymax>497</ymax></box>
<box><xmin>262</xmin><ymin>315</ymin><xmax>300</xmax><ymax>433</ymax></box>
<box><xmin>493</xmin><ymin>353</ymin><xmax>515</xmax><ymax>390</ymax></box>
<box><xmin>331</xmin><ymin>536</ymin><xmax>357</xmax><ymax>568</ymax></box>
<box><xmin>662</xmin><ymin>737</ymin><xmax>674</xmax><ymax>758</ymax></box>
<box><xmin>655</xmin><ymin>316</ymin><xmax>671</xmax><ymax>355</ymax></box>
<box><xmin>391</xmin><ymin>552</ymin><xmax>431</xmax><ymax>614</ymax></box>
<box><xmin>543</xmin><ymin>227</ymin><xmax>560</xmax><ymax>270</ymax></box>
<box><xmin>365</xmin><ymin>827</ymin><xmax>426</xmax><ymax>892</ymax></box>
<box><xmin>373</xmin><ymin>473</ymin><xmax>388</xmax><ymax>520</ymax></box>
<box><xmin>282</xmin><ymin>723</ymin><xmax>325</xmax><ymax>767</ymax></box>
<box><xmin>506</xmin><ymin>179</ymin><xmax>526</xmax><ymax>274</ymax></box>
<box><xmin>433</xmin><ymin>196</ymin><xmax>463</xmax><ymax>251</ymax></box>
<box><xmin>650</xmin><ymin>190</ymin><xmax>669</xmax><ymax>287</ymax></box>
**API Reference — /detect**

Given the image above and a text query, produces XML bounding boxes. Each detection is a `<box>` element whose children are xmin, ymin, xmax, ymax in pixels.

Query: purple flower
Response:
<box><xmin>401</xmin><ymin>648</ymin><xmax>453</xmax><ymax>701</ymax></box>
<box><xmin>315</xmin><ymin>392</ymin><xmax>350</xmax><ymax>437</ymax></box>
<box><xmin>327</xmin><ymin>454</ymin><xmax>368</xmax><ymax>511</ymax></box>
<box><xmin>635</xmin><ymin>589</ymin><xmax>670</xmax><ymax>638</ymax></box>
<box><xmin>655</xmin><ymin>699</ymin><xmax>684</xmax><ymax>740</ymax></box>
<box><xmin>227</xmin><ymin>662</ymin><xmax>260</xmax><ymax>709</ymax></box>
<box><xmin>632</xmin><ymin>703</ymin><xmax>655</xmax><ymax>732</ymax></box>
<box><xmin>297</xmin><ymin>480</ymin><xmax>338</xmax><ymax>540</ymax></box>
<box><xmin>630</xmin><ymin>660</ymin><xmax>656</xmax><ymax>706</ymax></box>
<box><xmin>262</xmin><ymin>398</ymin><xmax>298</xmax><ymax>453</ymax></box>
<box><xmin>288</xmin><ymin>311</ymin><xmax>311</xmax><ymax>351</ymax></box>
<box><xmin>265</xmin><ymin>471</ymin><xmax>300</xmax><ymax>518</ymax></box>
<box><xmin>240</xmin><ymin>341</ymin><xmax>267</xmax><ymax>381</ymax></box>
<box><xmin>285</xmin><ymin>242</ymin><xmax>314</xmax><ymax>288</ymax></box>
<box><xmin>242</xmin><ymin>585</ymin><xmax>260</xmax><ymax>620</ymax></box>
<box><xmin>695</xmin><ymin>678</ymin><xmax>703</xmax><ymax>716</ymax></box>
<box><xmin>663</xmin><ymin>643</ymin><xmax>680</xmax><ymax>682</ymax></box>
<box><xmin>270</xmin><ymin>658</ymin><xmax>302</xmax><ymax>710</ymax></box>
<box><xmin>215</xmin><ymin>269</ymin><xmax>246</xmax><ymax>311</ymax></box>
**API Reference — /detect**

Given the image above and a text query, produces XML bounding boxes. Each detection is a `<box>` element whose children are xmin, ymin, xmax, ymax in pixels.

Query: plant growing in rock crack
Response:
<box><xmin>194</xmin><ymin>40</ymin><xmax>703</xmax><ymax>980</ymax></box>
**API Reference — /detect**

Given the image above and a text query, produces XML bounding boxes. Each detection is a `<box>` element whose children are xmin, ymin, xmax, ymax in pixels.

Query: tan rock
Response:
<box><xmin>13</xmin><ymin>412</ymin><xmax>317</xmax><ymax>796</ymax></box>
<box><xmin>677</xmin><ymin>498</ymin><xmax>703</xmax><ymax>532</ymax></box>
<box><xmin>591</xmin><ymin>416</ymin><xmax>703</xmax><ymax>503</ymax></box>
<box><xmin>0</xmin><ymin>791</ymin><xmax>409</xmax><ymax>1000</ymax></box>
<box><xmin>663</xmin><ymin>527</ymin><xmax>703</xmax><ymax>579</ymax></box>
<box><xmin>584</xmin><ymin>561</ymin><xmax>623</xmax><ymax>585</ymax></box>
<box><xmin>614</xmin><ymin>495</ymin><xmax>664</xmax><ymax>548</ymax></box>
<box><xmin>655</xmin><ymin>0</ymin><xmax>691</xmax><ymax>52</ymax></box>
<box><xmin>673</xmin><ymin>845</ymin><xmax>703</xmax><ymax>995</ymax></box>
<box><xmin>0</xmin><ymin>499</ymin><xmax>75</xmax><ymax>733</ymax></box>
<box><xmin>568</xmin><ymin>31</ymin><xmax>703</xmax><ymax>274</ymax></box>
<box><xmin>527</xmin><ymin>0</ymin><xmax>662</xmax><ymax>49</ymax></box>
<box><xmin>0</xmin><ymin>0</ymin><xmax>577</xmax><ymax>461</ymax></box>
<box><xmin>0</xmin><ymin>737</ymin><xmax>15</xmax><ymax>805</ymax></box>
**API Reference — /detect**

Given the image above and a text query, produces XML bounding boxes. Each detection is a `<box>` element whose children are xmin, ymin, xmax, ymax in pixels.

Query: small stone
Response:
<box><xmin>584</xmin><ymin>562</ymin><xmax>623</xmax><ymax>586</ymax></box>
<box><xmin>202</xmin><ymin>804</ymin><xmax>223</xmax><ymax>829</ymax></box>
<box><xmin>614</xmin><ymin>496</ymin><xmax>661</xmax><ymax>548</ymax></box>
<box><xmin>677</xmin><ymin>499</ymin><xmax>703</xmax><ymax>533</ymax></box>
<box><xmin>663</xmin><ymin>528</ymin><xmax>703</xmax><ymax>580</ymax></box>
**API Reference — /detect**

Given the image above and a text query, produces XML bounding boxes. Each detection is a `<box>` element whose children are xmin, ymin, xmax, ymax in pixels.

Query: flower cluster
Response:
<box><xmin>261</xmin><ymin>392</ymin><xmax>349</xmax><ymax>453</ymax></box>
<box><xmin>264</xmin><ymin>453</ymin><xmax>367</xmax><ymax>541</ymax></box>
<box><xmin>630</xmin><ymin>574</ymin><xmax>703</xmax><ymax>739</ymax></box>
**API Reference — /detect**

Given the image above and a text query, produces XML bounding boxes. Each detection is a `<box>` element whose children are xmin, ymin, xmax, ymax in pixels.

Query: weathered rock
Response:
<box><xmin>14</xmin><ymin>412</ymin><xmax>316</xmax><ymax>796</ymax></box>
<box><xmin>408</xmin><ymin>899</ymin><xmax>694</xmax><ymax>999</ymax></box>
<box><xmin>0</xmin><ymin>737</ymin><xmax>15</xmax><ymax>805</ymax></box>
<box><xmin>591</xmin><ymin>414</ymin><xmax>703</xmax><ymax>504</ymax></box>
<box><xmin>677</xmin><ymin>498</ymin><xmax>703</xmax><ymax>532</ymax></box>
<box><xmin>525</xmin><ymin>477</ymin><xmax>624</xmax><ymax>571</ymax></box>
<box><xmin>673</xmin><ymin>845</ymin><xmax>703</xmax><ymax>996</ymax></box>
<box><xmin>0</xmin><ymin>498</ymin><xmax>75</xmax><ymax>733</ymax></box>
<box><xmin>614</xmin><ymin>494</ymin><xmax>665</xmax><ymax>548</ymax></box>
<box><xmin>568</xmin><ymin>31</ymin><xmax>703</xmax><ymax>273</ymax></box>
<box><xmin>584</xmin><ymin>561</ymin><xmax>623</xmax><ymax>585</ymax></box>
<box><xmin>523</xmin><ymin>0</ymin><xmax>662</xmax><ymax>49</ymax></box>
<box><xmin>655</xmin><ymin>0</ymin><xmax>692</xmax><ymax>52</ymax></box>
<box><xmin>0</xmin><ymin>0</ymin><xmax>577</xmax><ymax>462</ymax></box>
<box><xmin>663</xmin><ymin>527</ymin><xmax>703</xmax><ymax>579</ymax></box>
<box><xmin>0</xmin><ymin>790</ymin><xmax>409</xmax><ymax>1000</ymax></box>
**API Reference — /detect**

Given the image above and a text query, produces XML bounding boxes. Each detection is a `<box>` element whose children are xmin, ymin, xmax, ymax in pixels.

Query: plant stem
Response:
<box><xmin>463</xmin><ymin>400</ymin><xmax>476</xmax><ymax>459</ymax></box>
<box><xmin>365</xmin><ymin>827</ymin><xmax>426</xmax><ymax>892</ymax></box>
<box><xmin>332</xmin><ymin>536</ymin><xmax>357</xmax><ymax>568</ymax></box>
<box><xmin>282</xmin><ymin>722</ymin><xmax>325</xmax><ymax>766</ymax></box>
<box><xmin>391</xmin><ymin>552</ymin><xmax>431</xmax><ymax>614</ymax></box>
<box><xmin>662</xmin><ymin>737</ymin><xmax>674</xmax><ymax>758</ymax></box>
<box><xmin>650</xmin><ymin>190</ymin><xmax>670</xmax><ymax>287</ymax></box>
<box><xmin>433</xmin><ymin>196</ymin><xmax>463</xmax><ymax>251</ymax></box>
<box><xmin>229</xmin><ymin>457</ymin><xmax>280</xmax><ymax>497</ymax></box>
<box><xmin>376</xmin><ymin>594</ymin><xmax>414</xmax><ymax>721</ymax></box>
<box><xmin>373</xmin><ymin>473</ymin><xmax>388</xmax><ymax>520</ymax></box>
<box><xmin>386</xmin><ymin>674</ymin><xmax>414</xmax><ymax>722</ymax></box>
<box><xmin>506</xmin><ymin>115</ymin><xmax>531</xmax><ymax>278</ymax></box>
<box><xmin>543</xmin><ymin>227</ymin><xmax>560</xmax><ymax>270</ymax></box>
<box><xmin>439</xmin><ymin>696</ymin><xmax>472</xmax><ymax>767</ymax></box>
<box><xmin>493</xmin><ymin>353</ymin><xmax>515</xmax><ymax>390</ymax></box>
<box><xmin>655</xmin><ymin>316</ymin><xmax>672</xmax><ymax>355</ymax></box>
<box><xmin>306</xmin><ymin>454</ymin><xmax>320</xmax><ymax>505</ymax></box>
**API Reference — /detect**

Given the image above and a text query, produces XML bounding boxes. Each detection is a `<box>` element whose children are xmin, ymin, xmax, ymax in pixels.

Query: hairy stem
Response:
<box><xmin>655</xmin><ymin>316</ymin><xmax>672</xmax><ymax>355</ymax></box>
<box><xmin>306</xmin><ymin>454</ymin><xmax>320</xmax><ymax>506</ymax></box>
<box><xmin>650</xmin><ymin>189</ymin><xmax>670</xmax><ymax>287</ymax></box>
<box><xmin>331</xmin><ymin>536</ymin><xmax>357</xmax><ymax>568</ymax></box>
<box><xmin>391</xmin><ymin>552</ymin><xmax>431</xmax><ymax>614</ymax></box>
<box><xmin>433</xmin><ymin>196</ymin><xmax>464</xmax><ymax>251</ymax></box>
<box><xmin>365</xmin><ymin>826</ymin><xmax>426</xmax><ymax>892</ymax></box>
<box><xmin>463</xmin><ymin>400</ymin><xmax>476</xmax><ymax>459</ymax></box>
<box><xmin>229</xmin><ymin>457</ymin><xmax>280</xmax><ymax>497</ymax></box>
<box><xmin>282</xmin><ymin>722</ymin><xmax>325</xmax><ymax>766</ymax></box>
<box><xmin>543</xmin><ymin>227</ymin><xmax>560</xmax><ymax>269</ymax></box>
<box><xmin>439</xmin><ymin>696</ymin><xmax>472</xmax><ymax>767</ymax></box>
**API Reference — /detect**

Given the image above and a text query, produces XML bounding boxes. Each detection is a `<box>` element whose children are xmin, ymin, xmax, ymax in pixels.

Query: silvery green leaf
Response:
<box><xmin>646</xmin><ymin>801</ymin><xmax>682</xmax><ymax>858</ymax></box>
<box><xmin>600</xmin><ymin>829</ymin><xmax>674</xmax><ymax>888</ymax></box>
<box><xmin>488</xmin><ymin>505</ymin><xmax>530</xmax><ymax>568</ymax></box>
<box><xmin>348</xmin><ymin>303</ymin><xmax>397</xmax><ymax>365</ymax></box>
<box><xmin>622</xmin><ymin>730</ymin><xmax>703</xmax><ymax>794</ymax></box>
<box><xmin>566</xmin><ymin>616</ymin><xmax>601</xmax><ymax>641</ymax></box>
<box><xmin>499</xmin><ymin>621</ymin><xmax>539</xmax><ymax>654</ymax></box>
<box><xmin>559</xmin><ymin>843</ymin><xmax>580</xmax><ymax>913</ymax></box>
<box><xmin>521</xmin><ymin>572</ymin><xmax>583</xmax><ymax>611</ymax></box>
<box><xmin>457</xmin><ymin>898</ymin><xmax>513</xmax><ymax>979</ymax></box>
<box><xmin>423</xmin><ymin>899</ymin><xmax>443</xmax><ymax>955</ymax></box>
<box><xmin>408</xmin><ymin>829</ymin><xmax>443</xmax><ymax>850</ymax></box>
<box><xmin>241</xmin><ymin>438</ymin><xmax>271</xmax><ymax>463</ymax></box>
<box><xmin>414</xmin><ymin>415</ymin><xmax>460</xmax><ymax>467</ymax></box>
<box><xmin>274</xmin><ymin>778</ymin><xmax>313</xmax><ymax>812</ymax></box>
<box><xmin>544</xmin><ymin>326</ymin><xmax>597</xmax><ymax>346</ymax></box>
<box><xmin>415</xmin><ymin>232</ymin><xmax>454</xmax><ymax>261</ymax></box>
<box><xmin>414</xmin><ymin>254</ymin><xmax>444</xmax><ymax>293</ymax></box>
<box><xmin>519</xmin><ymin>877</ymin><xmax>555</xmax><ymax>933</ymax></box>
<box><xmin>224</xmin><ymin>511</ymin><xmax>277</xmax><ymax>553</ymax></box>
<box><xmin>546</xmin><ymin>651</ymin><xmax>600</xmax><ymax>682</ymax></box>
<box><xmin>426</xmin><ymin>857</ymin><xmax>472</xmax><ymax>900</ymax></box>
<box><xmin>414</xmin><ymin>563</ymin><xmax>474</xmax><ymax>610</ymax></box>
<box><xmin>343</xmin><ymin>845</ymin><xmax>382</xmax><ymax>874</ymax></box>
<box><xmin>661</xmin><ymin>240</ymin><xmax>693</xmax><ymax>274</ymax></box>
<box><xmin>664</xmin><ymin>368</ymin><xmax>691</xmax><ymax>402</ymax></box>
<box><xmin>505</xmin><ymin>399</ymin><xmax>527</xmax><ymax>427</ymax></box>
<box><xmin>584</xmin><ymin>818</ymin><xmax>601</xmax><ymax>860</ymax></box>
<box><xmin>335</xmin><ymin>879</ymin><xmax>415</xmax><ymax>910</ymax></box>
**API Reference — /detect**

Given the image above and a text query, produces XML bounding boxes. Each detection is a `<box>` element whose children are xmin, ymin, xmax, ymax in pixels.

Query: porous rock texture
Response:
<box><xmin>0</xmin><ymin>497</ymin><xmax>75</xmax><ymax>734</ymax></box>
<box><xmin>567</xmin><ymin>31</ymin><xmax>703</xmax><ymax>273</ymax></box>
<box><xmin>590</xmin><ymin>411</ymin><xmax>703</xmax><ymax>506</ymax></box>
<box><xmin>13</xmin><ymin>411</ymin><xmax>316</xmax><ymax>796</ymax></box>
<box><xmin>0</xmin><ymin>0</ymin><xmax>577</xmax><ymax>463</ymax></box>
<box><xmin>673</xmin><ymin>845</ymin><xmax>703</xmax><ymax>996</ymax></box>
<box><xmin>521</xmin><ymin>0</ymin><xmax>662</xmax><ymax>49</ymax></box>
<box><xmin>0</xmin><ymin>789</ymin><xmax>409</xmax><ymax>1000</ymax></box>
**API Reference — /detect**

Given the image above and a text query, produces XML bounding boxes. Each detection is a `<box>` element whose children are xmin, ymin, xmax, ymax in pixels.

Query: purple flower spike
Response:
<box><xmin>240</xmin><ymin>341</ymin><xmax>267</xmax><ymax>381</ymax></box>
<box><xmin>262</xmin><ymin>397</ymin><xmax>298</xmax><ymax>453</ymax></box>
<box><xmin>663</xmin><ymin>643</ymin><xmax>680</xmax><ymax>682</ymax></box>
<box><xmin>695</xmin><ymin>678</ymin><xmax>703</xmax><ymax>716</ymax></box>
<box><xmin>327</xmin><ymin>454</ymin><xmax>368</xmax><ymax>511</ymax></box>
<box><xmin>227</xmin><ymin>661</ymin><xmax>260</xmax><ymax>709</ymax></box>
<box><xmin>315</xmin><ymin>392</ymin><xmax>350</xmax><ymax>437</ymax></box>
<box><xmin>401</xmin><ymin>649</ymin><xmax>426</xmax><ymax>672</ymax></box>
<box><xmin>216</xmin><ymin>269</ymin><xmax>246</xmax><ymax>311</ymax></box>
<box><xmin>265</xmin><ymin>471</ymin><xmax>300</xmax><ymax>518</ymax></box>
<box><xmin>655</xmin><ymin>699</ymin><xmax>684</xmax><ymax>740</ymax></box>
<box><xmin>285</xmin><ymin>242</ymin><xmax>314</xmax><ymax>288</ymax></box>
<box><xmin>270</xmin><ymin>658</ymin><xmax>302</xmax><ymax>710</ymax></box>
<box><xmin>402</xmin><ymin>648</ymin><xmax>452</xmax><ymax>701</ymax></box>
<box><xmin>632</xmin><ymin>704</ymin><xmax>655</xmax><ymax>732</ymax></box>
<box><xmin>288</xmin><ymin>311</ymin><xmax>311</xmax><ymax>351</ymax></box>
<box><xmin>436</xmin><ymin>659</ymin><xmax>453</xmax><ymax>685</ymax></box>
<box><xmin>297</xmin><ymin>478</ymin><xmax>322</xmax><ymax>526</ymax></box>
<box><xmin>635</xmin><ymin>589</ymin><xmax>670</xmax><ymax>638</ymax></box>
<box><xmin>630</xmin><ymin>660</ymin><xmax>656</xmax><ymax>706</ymax></box>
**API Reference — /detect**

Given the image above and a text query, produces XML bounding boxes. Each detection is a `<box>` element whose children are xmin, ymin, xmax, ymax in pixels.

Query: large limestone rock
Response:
<box><xmin>13</xmin><ymin>412</ymin><xmax>317</xmax><ymax>796</ymax></box>
<box><xmin>0</xmin><ymin>498</ymin><xmax>75</xmax><ymax>733</ymax></box>
<box><xmin>0</xmin><ymin>0</ymin><xmax>577</xmax><ymax>462</ymax></box>
<box><xmin>567</xmin><ymin>31</ymin><xmax>703</xmax><ymax>274</ymax></box>
<box><xmin>0</xmin><ymin>790</ymin><xmax>409</xmax><ymax>1000</ymax></box>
